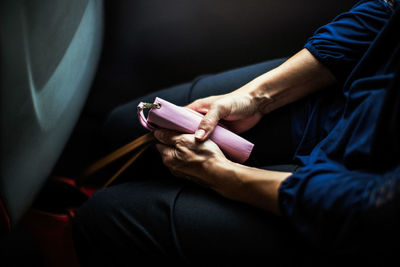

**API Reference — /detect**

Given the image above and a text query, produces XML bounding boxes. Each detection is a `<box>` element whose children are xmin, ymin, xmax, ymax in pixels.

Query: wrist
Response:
<box><xmin>237</xmin><ymin>77</ymin><xmax>276</xmax><ymax>115</ymax></box>
<box><xmin>203</xmin><ymin>157</ymin><xmax>241</xmax><ymax>194</ymax></box>
<box><xmin>249</xmin><ymin>74</ymin><xmax>299</xmax><ymax>115</ymax></box>
<box><xmin>208</xmin><ymin>160</ymin><xmax>291</xmax><ymax>213</ymax></box>
<box><xmin>249</xmin><ymin>83</ymin><xmax>275</xmax><ymax>115</ymax></box>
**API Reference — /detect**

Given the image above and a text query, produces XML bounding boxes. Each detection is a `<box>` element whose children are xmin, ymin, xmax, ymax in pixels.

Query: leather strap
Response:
<box><xmin>103</xmin><ymin>144</ymin><xmax>151</xmax><ymax>187</ymax></box>
<box><xmin>77</xmin><ymin>132</ymin><xmax>155</xmax><ymax>187</ymax></box>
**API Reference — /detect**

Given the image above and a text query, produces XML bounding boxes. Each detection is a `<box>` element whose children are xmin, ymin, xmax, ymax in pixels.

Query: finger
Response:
<box><xmin>195</xmin><ymin>105</ymin><xmax>228</xmax><ymax>141</ymax></box>
<box><xmin>155</xmin><ymin>143</ymin><xmax>169</xmax><ymax>157</ymax></box>
<box><xmin>155</xmin><ymin>143</ymin><xmax>175</xmax><ymax>166</ymax></box>
<box><xmin>154</xmin><ymin>129</ymin><xmax>180</xmax><ymax>146</ymax></box>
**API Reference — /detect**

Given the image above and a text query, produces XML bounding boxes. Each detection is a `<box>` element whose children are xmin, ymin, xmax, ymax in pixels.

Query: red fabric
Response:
<box><xmin>22</xmin><ymin>209</ymin><xmax>80</xmax><ymax>267</ymax></box>
<box><xmin>22</xmin><ymin>176</ymin><xmax>99</xmax><ymax>267</ymax></box>
<box><xmin>56</xmin><ymin>176</ymin><xmax>99</xmax><ymax>197</ymax></box>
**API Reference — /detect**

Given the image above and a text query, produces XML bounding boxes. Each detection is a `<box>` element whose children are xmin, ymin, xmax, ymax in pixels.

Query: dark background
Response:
<box><xmin>1</xmin><ymin>1</ymin><xmax>358</xmax><ymax>266</ymax></box>
<box><xmin>53</xmin><ymin>0</ymin><xmax>356</xmax><ymax>178</ymax></box>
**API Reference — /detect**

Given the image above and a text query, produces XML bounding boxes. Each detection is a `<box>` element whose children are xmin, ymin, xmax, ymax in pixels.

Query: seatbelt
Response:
<box><xmin>77</xmin><ymin>132</ymin><xmax>155</xmax><ymax>187</ymax></box>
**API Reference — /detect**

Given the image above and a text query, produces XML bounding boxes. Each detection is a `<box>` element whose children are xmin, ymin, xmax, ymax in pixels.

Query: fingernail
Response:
<box><xmin>195</xmin><ymin>129</ymin><xmax>206</xmax><ymax>139</ymax></box>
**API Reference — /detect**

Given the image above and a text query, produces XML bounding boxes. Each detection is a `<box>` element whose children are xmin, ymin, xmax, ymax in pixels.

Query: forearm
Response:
<box><xmin>209</xmin><ymin>160</ymin><xmax>291</xmax><ymax>214</ymax></box>
<box><xmin>239</xmin><ymin>48</ymin><xmax>337</xmax><ymax>114</ymax></box>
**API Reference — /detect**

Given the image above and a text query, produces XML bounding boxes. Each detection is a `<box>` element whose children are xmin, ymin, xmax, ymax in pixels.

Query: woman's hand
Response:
<box><xmin>186</xmin><ymin>89</ymin><xmax>265</xmax><ymax>141</ymax></box>
<box><xmin>153</xmin><ymin>49</ymin><xmax>336</xmax><ymax>213</ymax></box>
<box><xmin>187</xmin><ymin>49</ymin><xmax>337</xmax><ymax>142</ymax></box>
<box><xmin>154</xmin><ymin>129</ymin><xmax>232</xmax><ymax>189</ymax></box>
<box><xmin>154</xmin><ymin>128</ymin><xmax>291</xmax><ymax>214</ymax></box>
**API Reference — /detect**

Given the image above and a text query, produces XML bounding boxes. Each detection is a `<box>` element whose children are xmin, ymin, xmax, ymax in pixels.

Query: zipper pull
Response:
<box><xmin>138</xmin><ymin>102</ymin><xmax>162</xmax><ymax>109</ymax></box>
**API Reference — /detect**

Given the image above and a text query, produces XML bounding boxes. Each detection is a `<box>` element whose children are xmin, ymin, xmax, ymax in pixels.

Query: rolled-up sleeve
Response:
<box><xmin>279</xmin><ymin>161</ymin><xmax>400</xmax><ymax>253</ymax></box>
<box><xmin>304</xmin><ymin>0</ymin><xmax>394</xmax><ymax>82</ymax></box>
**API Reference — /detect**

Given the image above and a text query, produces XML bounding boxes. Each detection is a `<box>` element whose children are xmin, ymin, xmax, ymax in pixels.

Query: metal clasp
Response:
<box><xmin>139</xmin><ymin>102</ymin><xmax>162</xmax><ymax>109</ymax></box>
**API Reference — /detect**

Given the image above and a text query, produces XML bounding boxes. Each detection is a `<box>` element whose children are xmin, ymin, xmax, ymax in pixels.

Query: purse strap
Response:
<box><xmin>77</xmin><ymin>132</ymin><xmax>155</xmax><ymax>187</ymax></box>
<box><xmin>77</xmin><ymin>102</ymin><xmax>161</xmax><ymax>187</ymax></box>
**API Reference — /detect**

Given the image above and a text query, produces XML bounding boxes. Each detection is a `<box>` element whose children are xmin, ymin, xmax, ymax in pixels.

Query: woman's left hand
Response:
<box><xmin>154</xmin><ymin>129</ymin><xmax>291</xmax><ymax>214</ymax></box>
<box><xmin>154</xmin><ymin>129</ymin><xmax>230</xmax><ymax>189</ymax></box>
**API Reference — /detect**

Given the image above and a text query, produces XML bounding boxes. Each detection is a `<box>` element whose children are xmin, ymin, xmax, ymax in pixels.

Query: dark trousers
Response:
<box><xmin>72</xmin><ymin>59</ymin><xmax>317</xmax><ymax>266</ymax></box>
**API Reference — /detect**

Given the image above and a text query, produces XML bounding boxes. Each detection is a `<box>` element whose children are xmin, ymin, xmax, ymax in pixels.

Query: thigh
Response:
<box><xmin>73</xmin><ymin>178</ymin><xmax>304</xmax><ymax>266</ymax></box>
<box><xmin>173</xmin><ymin>184</ymin><xmax>302</xmax><ymax>266</ymax></box>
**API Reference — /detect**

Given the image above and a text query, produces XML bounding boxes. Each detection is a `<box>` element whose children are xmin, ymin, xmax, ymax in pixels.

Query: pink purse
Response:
<box><xmin>138</xmin><ymin>97</ymin><xmax>254</xmax><ymax>163</ymax></box>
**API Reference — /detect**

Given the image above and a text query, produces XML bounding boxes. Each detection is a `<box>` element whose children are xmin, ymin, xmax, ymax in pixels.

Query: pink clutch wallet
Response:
<box><xmin>137</xmin><ymin>97</ymin><xmax>254</xmax><ymax>163</ymax></box>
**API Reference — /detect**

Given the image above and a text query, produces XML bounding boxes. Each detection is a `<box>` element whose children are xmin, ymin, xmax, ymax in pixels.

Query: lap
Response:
<box><xmin>73</xmin><ymin>176</ymin><xmax>307</xmax><ymax>266</ymax></box>
<box><xmin>73</xmin><ymin>58</ymin><xmax>321</xmax><ymax>266</ymax></box>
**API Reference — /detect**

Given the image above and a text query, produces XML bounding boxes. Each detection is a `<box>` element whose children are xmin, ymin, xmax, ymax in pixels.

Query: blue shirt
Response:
<box><xmin>278</xmin><ymin>0</ymin><xmax>400</xmax><ymax>256</ymax></box>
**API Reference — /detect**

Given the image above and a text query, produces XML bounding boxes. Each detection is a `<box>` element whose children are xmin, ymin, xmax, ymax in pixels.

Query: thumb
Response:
<box><xmin>195</xmin><ymin>107</ymin><xmax>224</xmax><ymax>141</ymax></box>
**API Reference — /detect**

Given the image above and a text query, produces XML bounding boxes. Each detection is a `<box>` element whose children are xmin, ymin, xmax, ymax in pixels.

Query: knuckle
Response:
<box><xmin>200</xmin><ymin>117</ymin><xmax>216</xmax><ymax>130</ymax></box>
<box><xmin>176</xmin><ymin>135</ymin><xmax>191</xmax><ymax>146</ymax></box>
<box><xmin>171</xmin><ymin>147</ymin><xmax>181</xmax><ymax>160</ymax></box>
<box><xmin>175</xmin><ymin>143</ymin><xmax>184</xmax><ymax>151</ymax></box>
<box><xmin>202</xmin><ymin>116</ymin><xmax>215</xmax><ymax>124</ymax></box>
<box><xmin>175</xmin><ymin>137</ymin><xmax>185</xmax><ymax>147</ymax></box>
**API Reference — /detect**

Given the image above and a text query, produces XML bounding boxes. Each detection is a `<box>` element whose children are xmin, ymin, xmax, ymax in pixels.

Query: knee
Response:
<box><xmin>72</xmin><ymin>187</ymin><xmax>116</xmax><ymax>237</ymax></box>
<box><xmin>71</xmin><ymin>182</ymin><xmax>182</xmax><ymax>265</ymax></box>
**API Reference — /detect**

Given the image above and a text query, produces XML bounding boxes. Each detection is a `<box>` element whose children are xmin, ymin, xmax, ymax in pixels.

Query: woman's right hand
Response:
<box><xmin>186</xmin><ymin>88</ymin><xmax>265</xmax><ymax>141</ymax></box>
<box><xmin>187</xmin><ymin>49</ymin><xmax>338</xmax><ymax>141</ymax></box>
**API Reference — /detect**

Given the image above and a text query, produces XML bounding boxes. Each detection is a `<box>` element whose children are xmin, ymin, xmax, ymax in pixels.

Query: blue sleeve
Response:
<box><xmin>304</xmin><ymin>0</ymin><xmax>394</xmax><ymax>82</ymax></box>
<box><xmin>279</xmin><ymin>161</ymin><xmax>400</xmax><ymax>252</ymax></box>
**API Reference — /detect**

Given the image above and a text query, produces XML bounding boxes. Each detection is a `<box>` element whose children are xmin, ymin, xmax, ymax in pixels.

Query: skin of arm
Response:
<box><xmin>154</xmin><ymin>130</ymin><xmax>291</xmax><ymax>214</ymax></box>
<box><xmin>187</xmin><ymin>48</ymin><xmax>337</xmax><ymax>139</ymax></box>
<box><xmin>155</xmin><ymin>49</ymin><xmax>337</xmax><ymax>214</ymax></box>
